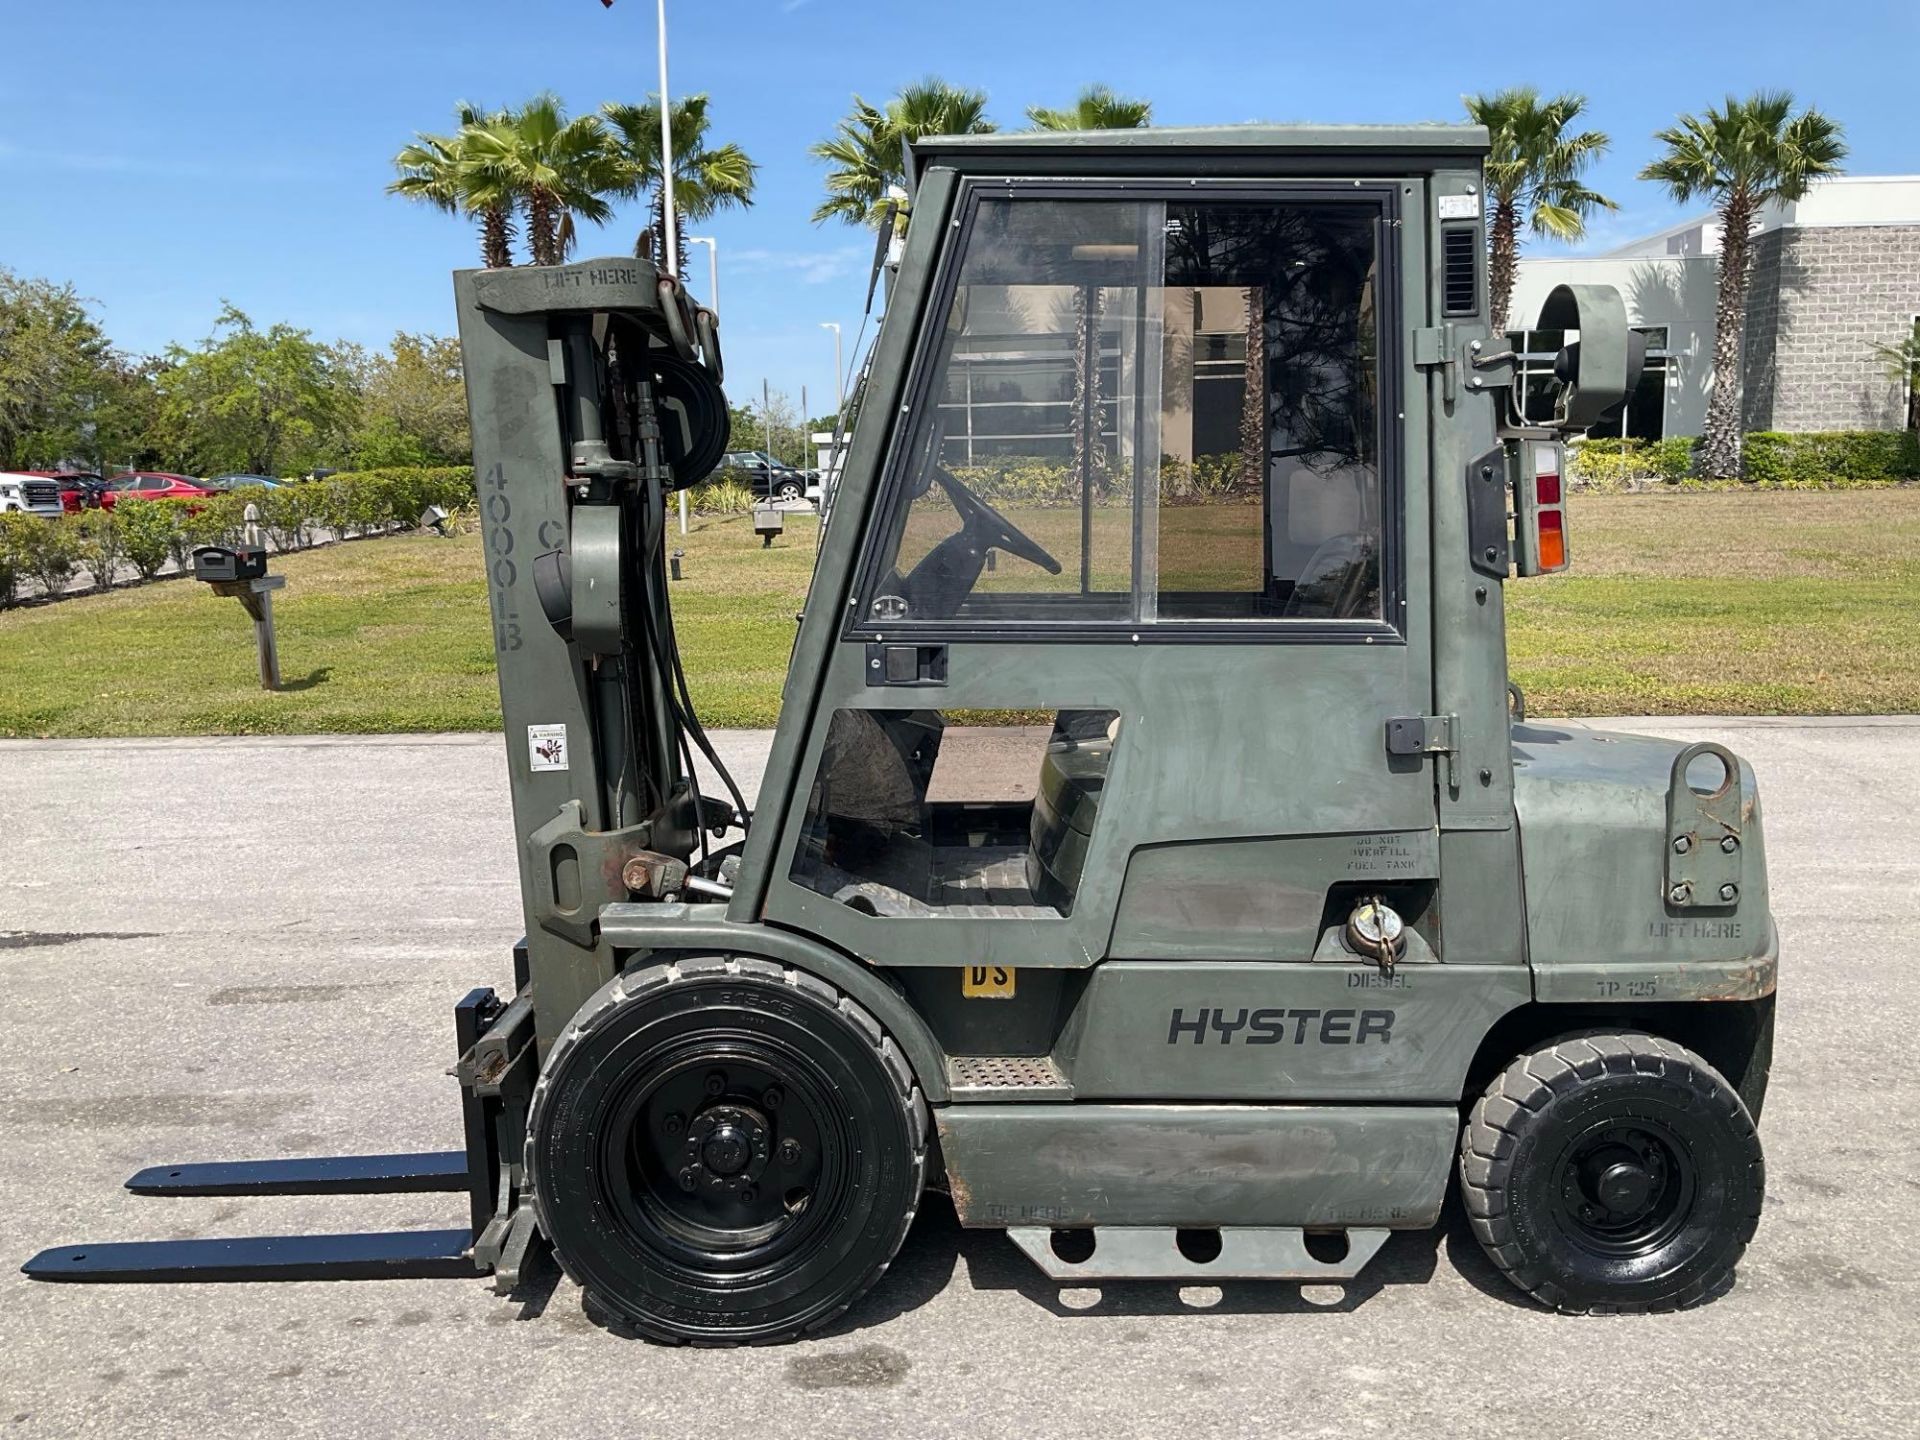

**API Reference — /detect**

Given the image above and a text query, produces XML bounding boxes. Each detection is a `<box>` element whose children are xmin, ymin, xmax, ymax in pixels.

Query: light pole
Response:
<box><xmin>655</xmin><ymin>0</ymin><xmax>677</xmax><ymax>276</ymax></box>
<box><xmin>820</xmin><ymin>322</ymin><xmax>843</xmax><ymax>417</ymax></box>
<box><xmin>685</xmin><ymin>235</ymin><xmax>719</xmax><ymax>312</ymax></box>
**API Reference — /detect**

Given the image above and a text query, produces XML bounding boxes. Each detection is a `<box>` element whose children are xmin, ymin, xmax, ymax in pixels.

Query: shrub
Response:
<box><xmin>75</xmin><ymin>510</ymin><xmax>128</xmax><ymax>591</ymax></box>
<box><xmin>255</xmin><ymin>483</ymin><xmax>317</xmax><ymax>551</ymax></box>
<box><xmin>1645</xmin><ymin>437</ymin><xmax>1697</xmax><ymax>482</ymax></box>
<box><xmin>688</xmin><ymin>478</ymin><xmax>753</xmax><ymax>515</ymax></box>
<box><xmin>1741</xmin><ymin>430</ymin><xmax>1920</xmax><ymax>487</ymax></box>
<box><xmin>117</xmin><ymin>500</ymin><xmax>177</xmax><ymax>579</ymax></box>
<box><xmin>0</xmin><ymin>513</ymin><xmax>34</xmax><ymax>607</ymax></box>
<box><xmin>16</xmin><ymin>516</ymin><xmax>82</xmax><ymax>597</ymax></box>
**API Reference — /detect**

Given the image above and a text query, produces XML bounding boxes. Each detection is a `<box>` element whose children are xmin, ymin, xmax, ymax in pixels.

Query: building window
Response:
<box><xmin>1509</xmin><ymin>325</ymin><xmax>1673</xmax><ymax>441</ymax></box>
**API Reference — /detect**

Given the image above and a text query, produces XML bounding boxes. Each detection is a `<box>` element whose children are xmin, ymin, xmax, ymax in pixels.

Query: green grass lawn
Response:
<box><xmin>2</xmin><ymin>489</ymin><xmax>1916</xmax><ymax>737</ymax></box>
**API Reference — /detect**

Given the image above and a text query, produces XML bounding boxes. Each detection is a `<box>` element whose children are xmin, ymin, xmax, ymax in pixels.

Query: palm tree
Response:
<box><xmin>1872</xmin><ymin>319</ymin><xmax>1920</xmax><ymax>433</ymax></box>
<box><xmin>1019</xmin><ymin>87</ymin><xmax>1153</xmax><ymax>484</ymax></box>
<box><xmin>1463</xmin><ymin>88</ymin><xmax>1616</xmax><ymax>333</ymax></box>
<box><xmin>811</xmin><ymin>79</ymin><xmax>995</xmax><ymax>228</ymax></box>
<box><xmin>388</xmin><ymin>103</ymin><xmax>517</xmax><ymax>269</ymax></box>
<box><xmin>464</xmin><ymin>95</ymin><xmax>623</xmax><ymax>266</ymax></box>
<box><xmin>1641</xmin><ymin>92</ymin><xmax>1847</xmax><ymax>477</ymax></box>
<box><xmin>1025</xmin><ymin>84</ymin><xmax>1151</xmax><ymax>132</ymax></box>
<box><xmin>601</xmin><ymin>94</ymin><xmax>757</xmax><ymax>273</ymax></box>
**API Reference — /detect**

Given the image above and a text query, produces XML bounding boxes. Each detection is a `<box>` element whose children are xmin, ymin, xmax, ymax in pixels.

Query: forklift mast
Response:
<box><xmin>451</xmin><ymin>259</ymin><xmax>743</xmax><ymax>1047</ymax></box>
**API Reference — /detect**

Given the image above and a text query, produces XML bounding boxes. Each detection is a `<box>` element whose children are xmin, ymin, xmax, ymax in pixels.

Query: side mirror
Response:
<box><xmin>1533</xmin><ymin>284</ymin><xmax>1647</xmax><ymax>434</ymax></box>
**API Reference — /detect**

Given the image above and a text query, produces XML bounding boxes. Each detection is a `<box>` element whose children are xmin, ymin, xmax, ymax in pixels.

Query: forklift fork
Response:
<box><xmin>22</xmin><ymin>977</ymin><xmax>545</xmax><ymax>1291</ymax></box>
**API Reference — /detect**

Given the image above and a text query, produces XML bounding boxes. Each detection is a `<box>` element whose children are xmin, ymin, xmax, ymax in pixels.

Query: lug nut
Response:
<box><xmin>677</xmin><ymin>1168</ymin><xmax>697</xmax><ymax>1192</ymax></box>
<box><xmin>1720</xmin><ymin>883</ymin><xmax>1739</xmax><ymax>902</ymax></box>
<box><xmin>780</xmin><ymin>1138</ymin><xmax>803</xmax><ymax>1167</ymax></box>
<box><xmin>704</xmin><ymin>1070</ymin><xmax>727</xmax><ymax>1097</ymax></box>
<box><xmin>663</xmin><ymin>1112</ymin><xmax>685</xmax><ymax>1136</ymax></box>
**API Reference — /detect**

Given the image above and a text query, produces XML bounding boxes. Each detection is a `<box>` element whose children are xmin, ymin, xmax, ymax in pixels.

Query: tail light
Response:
<box><xmin>1514</xmin><ymin>440</ymin><xmax>1569</xmax><ymax>576</ymax></box>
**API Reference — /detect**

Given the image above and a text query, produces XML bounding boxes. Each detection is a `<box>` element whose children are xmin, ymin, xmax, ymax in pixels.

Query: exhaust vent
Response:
<box><xmin>1442</xmin><ymin>227</ymin><xmax>1479</xmax><ymax>317</ymax></box>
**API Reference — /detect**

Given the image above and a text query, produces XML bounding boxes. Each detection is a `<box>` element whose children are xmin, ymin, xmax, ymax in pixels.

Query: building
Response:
<box><xmin>1511</xmin><ymin>176</ymin><xmax>1920</xmax><ymax>439</ymax></box>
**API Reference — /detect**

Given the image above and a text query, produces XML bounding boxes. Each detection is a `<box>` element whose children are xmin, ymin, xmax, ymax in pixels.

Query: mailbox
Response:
<box><xmin>192</xmin><ymin>545</ymin><xmax>269</xmax><ymax>583</ymax></box>
<box><xmin>752</xmin><ymin>504</ymin><xmax>784</xmax><ymax>549</ymax></box>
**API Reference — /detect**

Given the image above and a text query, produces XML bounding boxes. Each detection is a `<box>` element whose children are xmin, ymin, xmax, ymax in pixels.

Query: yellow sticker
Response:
<box><xmin>961</xmin><ymin>965</ymin><xmax>1016</xmax><ymax>999</ymax></box>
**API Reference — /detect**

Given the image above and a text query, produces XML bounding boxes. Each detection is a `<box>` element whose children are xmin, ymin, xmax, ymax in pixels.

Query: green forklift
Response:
<box><xmin>27</xmin><ymin>124</ymin><xmax>1775</xmax><ymax>1343</ymax></box>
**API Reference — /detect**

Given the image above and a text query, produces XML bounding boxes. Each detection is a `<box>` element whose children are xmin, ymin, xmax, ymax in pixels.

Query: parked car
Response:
<box><xmin>0</xmin><ymin>472</ymin><xmax>65</xmax><ymax>517</ymax></box>
<box><xmin>23</xmin><ymin>470</ymin><xmax>106</xmax><ymax>512</ymax></box>
<box><xmin>99</xmin><ymin>472</ymin><xmax>214</xmax><ymax>509</ymax></box>
<box><xmin>720</xmin><ymin>450</ymin><xmax>813</xmax><ymax>503</ymax></box>
<box><xmin>207</xmin><ymin>474</ymin><xmax>281</xmax><ymax>491</ymax></box>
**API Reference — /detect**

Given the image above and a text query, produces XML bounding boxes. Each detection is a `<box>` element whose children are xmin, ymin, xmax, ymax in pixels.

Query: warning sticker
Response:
<box><xmin>1436</xmin><ymin>194</ymin><xmax>1480</xmax><ymax>220</ymax></box>
<box><xmin>528</xmin><ymin>723</ymin><xmax>569</xmax><ymax>772</ymax></box>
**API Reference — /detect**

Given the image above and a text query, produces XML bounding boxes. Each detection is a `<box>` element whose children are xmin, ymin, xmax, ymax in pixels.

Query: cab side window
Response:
<box><xmin>861</xmin><ymin>191</ymin><xmax>1391</xmax><ymax>631</ymax></box>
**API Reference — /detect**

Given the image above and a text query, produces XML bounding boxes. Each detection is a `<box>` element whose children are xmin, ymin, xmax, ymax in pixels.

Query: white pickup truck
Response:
<box><xmin>0</xmin><ymin>472</ymin><xmax>64</xmax><ymax>517</ymax></box>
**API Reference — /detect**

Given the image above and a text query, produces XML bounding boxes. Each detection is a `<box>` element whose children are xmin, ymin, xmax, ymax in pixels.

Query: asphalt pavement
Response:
<box><xmin>1</xmin><ymin>718</ymin><xmax>1915</xmax><ymax>1439</ymax></box>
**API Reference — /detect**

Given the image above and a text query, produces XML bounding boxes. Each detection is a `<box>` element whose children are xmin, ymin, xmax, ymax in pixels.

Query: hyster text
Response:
<box><xmin>1167</xmin><ymin>1007</ymin><xmax>1395</xmax><ymax>1045</ymax></box>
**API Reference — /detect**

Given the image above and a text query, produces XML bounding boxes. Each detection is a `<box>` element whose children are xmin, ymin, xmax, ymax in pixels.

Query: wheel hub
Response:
<box><xmin>1594</xmin><ymin>1160</ymin><xmax>1654</xmax><ymax>1215</ymax></box>
<box><xmin>680</xmin><ymin>1103</ymin><xmax>771</xmax><ymax>1196</ymax></box>
<box><xmin>1556</xmin><ymin>1124</ymin><xmax>1688</xmax><ymax>1252</ymax></box>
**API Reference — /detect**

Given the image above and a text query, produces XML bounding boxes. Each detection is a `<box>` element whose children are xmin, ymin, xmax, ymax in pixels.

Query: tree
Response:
<box><xmin>0</xmin><ymin>268</ymin><xmax>123</xmax><ymax>469</ymax></box>
<box><xmin>352</xmin><ymin>332</ymin><xmax>471</xmax><ymax>465</ymax></box>
<box><xmin>154</xmin><ymin>305</ymin><xmax>358</xmax><ymax>476</ymax></box>
<box><xmin>601</xmin><ymin>94</ymin><xmax>756</xmax><ymax>273</ymax></box>
<box><xmin>388</xmin><ymin>103</ymin><xmax>518</xmax><ymax>269</ymax></box>
<box><xmin>1025</xmin><ymin>84</ymin><xmax>1152</xmax><ymax>132</ymax></box>
<box><xmin>1463</xmin><ymin>88</ymin><xmax>1616</xmax><ymax>333</ymax></box>
<box><xmin>1872</xmin><ymin>319</ymin><xmax>1920</xmax><ymax>433</ymax></box>
<box><xmin>465</xmin><ymin>96</ymin><xmax>623</xmax><ymax>265</ymax></box>
<box><xmin>811</xmin><ymin>79</ymin><xmax>995</xmax><ymax>228</ymax></box>
<box><xmin>1017</xmin><ymin>87</ymin><xmax>1153</xmax><ymax>485</ymax></box>
<box><xmin>1641</xmin><ymin>92</ymin><xmax>1847</xmax><ymax>477</ymax></box>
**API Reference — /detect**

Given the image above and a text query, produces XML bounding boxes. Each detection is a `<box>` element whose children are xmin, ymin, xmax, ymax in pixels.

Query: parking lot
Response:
<box><xmin>2</xmin><ymin>718</ymin><xmax>1916</xmax><ymax>1438</ymax></box>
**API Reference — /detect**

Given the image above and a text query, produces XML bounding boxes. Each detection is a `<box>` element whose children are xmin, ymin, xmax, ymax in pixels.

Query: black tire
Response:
<box><xmin>1460</xmin><ymin>1031</ymin><xmax>1764</xmax><ymax>1314</ymax></box>
<box><xmin>527</xmin><ymin>955</ymin><xmax>928</xmax><ymax>1344</ymax></box>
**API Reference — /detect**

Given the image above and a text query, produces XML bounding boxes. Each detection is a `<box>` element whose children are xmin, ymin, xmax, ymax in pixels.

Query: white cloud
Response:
<box><xmin>729</xmin><ymin>245</ymin><xmax>864</xmax><ymax>284</ymax></box>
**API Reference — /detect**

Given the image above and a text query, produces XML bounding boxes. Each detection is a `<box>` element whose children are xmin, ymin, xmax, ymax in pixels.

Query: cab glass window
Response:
<box><xmin>861</xmin><ymin>192</ymin><xmax>1390</xmax><ymax>629</ymax></box>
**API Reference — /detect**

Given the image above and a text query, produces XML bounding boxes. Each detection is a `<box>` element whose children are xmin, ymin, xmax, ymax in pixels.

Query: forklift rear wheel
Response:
<box><xmin>1460</xmin><ymin>1031</ymin><xmax>1763</xmax><ymax>1314</ymax></box>
<box><xmin>526</xmin><ymin>956</ymin><xmax>928</xmax><ymax>1344</ymax></box>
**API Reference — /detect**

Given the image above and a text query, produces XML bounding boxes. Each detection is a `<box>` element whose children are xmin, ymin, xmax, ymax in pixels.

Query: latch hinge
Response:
<box><xmin>1412</xmin><ymin>325</ymin><xmax>1457</xmax><ymax>405</ymax></box>
<box><xmin>1386</xmin><ymin>714</ymin><xmax>1457</xmax><ymax>757</ymax></box>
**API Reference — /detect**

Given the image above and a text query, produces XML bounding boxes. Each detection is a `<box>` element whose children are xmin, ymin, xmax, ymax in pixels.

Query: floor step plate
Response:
<box><xmin>947</xmin><ymin>1055</ymin><xmax>1072</xmax><ymax>1101</ymax></box>
<box><xmin>1007</xmin><ymin>1225</ymin><xmax>1391</xmax><ymax>1281</ymax></box>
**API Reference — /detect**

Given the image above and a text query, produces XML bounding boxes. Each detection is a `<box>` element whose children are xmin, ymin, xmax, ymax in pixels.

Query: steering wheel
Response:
<box><xmin>931</xmin><ymin>465</ymin><xmax>1062</xmax><ymax>575</ymax></box>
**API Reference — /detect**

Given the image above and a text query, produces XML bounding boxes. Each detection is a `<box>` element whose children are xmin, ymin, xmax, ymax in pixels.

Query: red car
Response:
<box><xmin>100</xmin><ymin>472</ymin><xmax>214</xmax><ymax>509</ymax></box>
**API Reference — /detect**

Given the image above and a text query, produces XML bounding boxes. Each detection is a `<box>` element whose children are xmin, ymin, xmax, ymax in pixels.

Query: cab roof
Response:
<box><xmin>906</xmin><ymin>123</ymin><xmax>1489</xmax><ymax>188</ymax></box>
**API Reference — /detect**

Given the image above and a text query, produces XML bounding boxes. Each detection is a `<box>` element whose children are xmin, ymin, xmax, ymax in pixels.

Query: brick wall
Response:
<box><xmin>1742</xmin><ymin>224</ymin><xmax>1920</xmax><ymax>431</ymax></box>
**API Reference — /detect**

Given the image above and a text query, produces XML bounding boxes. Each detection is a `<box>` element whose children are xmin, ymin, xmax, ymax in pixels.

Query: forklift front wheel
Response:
<box><xmin>527</xmin><ymin>956</ymin><xmax>928</xmax><ymax>1344</ymax></box>
<box><xmin>1460</xmin><ymin>1031</ymin><xmax>1763</xmax><ymax>1314</ymax></box>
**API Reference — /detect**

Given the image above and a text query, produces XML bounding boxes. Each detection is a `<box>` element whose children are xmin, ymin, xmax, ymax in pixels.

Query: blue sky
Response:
<box><xmin>2</xmin><ymin>0</ymin><xmax>1915</xmax><ymax>415</ymax></box>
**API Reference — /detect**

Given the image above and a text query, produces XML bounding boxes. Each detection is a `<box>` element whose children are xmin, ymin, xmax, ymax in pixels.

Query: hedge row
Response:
<box><xmin>0</xmin><ymin>466</ymin><xmax>778</xmax><ymax>608</ymax></box>
<box><xmin>1569</xmin><ymin>431</ymin><xmax>1920</xmax><ymax>491</ymax></box>
<box><xmin>0</xmin><ymin>466</ymin><xmax>478</xmax><ymax>608</ymax></box>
